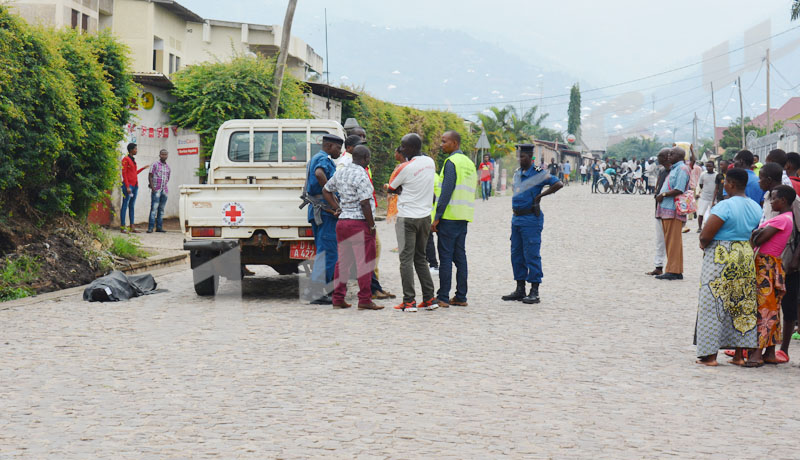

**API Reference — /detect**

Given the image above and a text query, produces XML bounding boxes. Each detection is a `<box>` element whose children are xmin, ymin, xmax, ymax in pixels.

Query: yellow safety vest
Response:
<box><xmin>434</xmin><ymin>152</ymin><xmax>478</xmax><ymax>222</ymax></box>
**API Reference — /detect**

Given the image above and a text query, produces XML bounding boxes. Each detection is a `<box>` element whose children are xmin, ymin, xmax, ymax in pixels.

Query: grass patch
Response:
<box><xmin>88</xmin><ymin>223</ymin><xmax>111</xmax><ymax>247</ymax></box>
<box><xmin>109</xmin><ymin>235</ymin><xmax>150</xmax><ymax>259</ymax></box>
<box><xmin>0</xmin><ymin>255</ymin><xmax>40</xmax><ymax>301</ymax></box>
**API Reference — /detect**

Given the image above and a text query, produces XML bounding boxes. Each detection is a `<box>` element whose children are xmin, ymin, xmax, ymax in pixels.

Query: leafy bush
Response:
<box><xmin>0</xmin><ymin>254</ymin><xmax>40</xmax><ymax>301</ymax></box>
<box><xmin>342</xmin><ymin>91</ymin><xmax>476</xmax><ymax>186</ymax></box>
<box><xmin>110</xmin><ymin>235</ymin><xmax>149</xmax><ymax>259</ymax></box>
<box><xmin>0</xmin><ymin>8</ymin><xmax>82</xmax><ymax>215</ymax></box>
<box><xmin>55</xmin><ymin>29</ymin><xmax>134</xmax><ymax>217</ymax></box>
<box><xmin>167</xmin><ymin>56</ymin><xmax>312</xmax><ymax>155</ymax></box>
<box><xmin>0</xmin><ymin>7</ymin><xmax>135</xmax><ymax>218</ymax></box>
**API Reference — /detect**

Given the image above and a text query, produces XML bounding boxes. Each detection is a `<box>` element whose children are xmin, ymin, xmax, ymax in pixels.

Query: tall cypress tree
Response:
<box><xmin>567</xmin><ymin>83</ymin><xmax>581</xmax><ymax>141</ymax></box>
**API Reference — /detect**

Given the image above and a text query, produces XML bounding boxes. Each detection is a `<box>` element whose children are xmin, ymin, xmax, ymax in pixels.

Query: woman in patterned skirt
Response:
<box><xmin>746</xmin><ymin>185</ymin><xmax>796</xmax><ymax>366</ymax></box>
<box><xmin>696</xmin><ymin>169</ymin><xmax>763</xmax><ymax>366</ymax></box>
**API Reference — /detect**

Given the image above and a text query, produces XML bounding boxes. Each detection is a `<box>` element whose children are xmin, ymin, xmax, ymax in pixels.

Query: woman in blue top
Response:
<box><xmin>695</xmin><ymin>168</ymin><xmax>762</xmax><ymax>366</ymax></box>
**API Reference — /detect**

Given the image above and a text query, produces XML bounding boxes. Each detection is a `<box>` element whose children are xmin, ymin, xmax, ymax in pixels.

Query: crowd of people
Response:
<box><xmin>304</xmin><ymin>128</ymin><xmax>565</xmax><ymax>311</ymax></box>
<box><xmin>305</xmin><ymin>128</ymin><xmax>479</xmax><ymax>312</ymax></box>
<box><xmin>644</xmin><ymin>145</ymin><xmax>800</xmax><ymax>367</ymax></box>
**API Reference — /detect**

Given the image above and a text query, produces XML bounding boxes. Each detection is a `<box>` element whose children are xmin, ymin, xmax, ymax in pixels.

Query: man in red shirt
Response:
<box><xmin>121</xmin><ymin>143</ymin><xmax>149</xmax><ymax>233</ymax></box>
<box><xmin>478</xmin><ymin>154</ymin><xmax>494</xmax><ymax>201</ymax></box>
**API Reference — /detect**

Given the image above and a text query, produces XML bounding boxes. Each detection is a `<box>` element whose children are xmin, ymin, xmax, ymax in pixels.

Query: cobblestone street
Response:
<box><xmin>4</xmin><ymin>184</ymin><xmax>800</xmax><ymax>458</ymax></box>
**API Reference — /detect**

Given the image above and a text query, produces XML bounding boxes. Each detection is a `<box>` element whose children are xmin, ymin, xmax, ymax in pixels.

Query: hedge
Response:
<box><xmin>342</xmin><ymin>91</ymin><xmax>476</xmax><ymax>186</ymax></box>
<box><xmin>0</xmin><ymin>7</ymin><xmax>135</xmax><ymax>218</ymax></box>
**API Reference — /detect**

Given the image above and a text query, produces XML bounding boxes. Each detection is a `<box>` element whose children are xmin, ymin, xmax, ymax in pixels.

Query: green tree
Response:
<box><xmin>719</xmin><ymin>117</ymin><xmax>766</xmax><ymax>158</ymax></box>
<box><xmin>567</xmin><ymin>83</ymin><xmax>581</xmax><ymax>140</ymax></box>
<box><xmin>792</xmin><ymin>0</ymin><xmax>800</xmax><ymax>20</ymax></box>
<box><xmin>606</xmin><ymin>136</ymin><xmax>667</xmax><ymax>160</ymax></box>
<box><xmin>475</xmin><ymin>105</ymin><xmax>561</xmax><ymax>157</ymax></box>
<box><xmin>167</xmin><ymin>56</ymin><xmax>311</xmax><ymax>155</ymax></box>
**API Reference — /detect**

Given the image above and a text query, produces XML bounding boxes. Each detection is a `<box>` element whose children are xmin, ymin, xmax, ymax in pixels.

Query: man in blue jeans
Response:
<box><xmin>147</xmin><ymin>149</ymin><xmax>171</xmax><ymax>233</ymax></box>
<box><xmin>431</xmin><ymin>130</ymin><xmax>477</xmax><ymax>307</ymax></box>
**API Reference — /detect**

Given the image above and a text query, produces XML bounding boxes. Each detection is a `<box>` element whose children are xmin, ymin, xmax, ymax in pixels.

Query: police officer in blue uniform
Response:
<box><xmin>304</xmin><ymin>134</ymin><xmax>343</xmax><ymax>304</ymax></box>
<box><xmin>502</xmin><ymin>144</ymin><xmax>563</xmax><ymax>304</ymax></box>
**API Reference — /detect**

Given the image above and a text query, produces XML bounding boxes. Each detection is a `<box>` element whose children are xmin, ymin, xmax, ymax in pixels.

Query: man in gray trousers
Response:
<box><xmin>385</xmin><ymin>133</ymin><xmax>438</xmax><ymax>312</ymax></box>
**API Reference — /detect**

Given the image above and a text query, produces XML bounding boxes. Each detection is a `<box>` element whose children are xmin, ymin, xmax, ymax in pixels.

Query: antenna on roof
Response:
<box><xmin>324</xmin><ymin>8</ymin><xmax>331</xmax><ymax>113</ymax></box>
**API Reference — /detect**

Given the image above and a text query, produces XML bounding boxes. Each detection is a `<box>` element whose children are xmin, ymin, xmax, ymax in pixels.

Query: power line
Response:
<box><xmin>770</xmin><ymin>62</ymin><xmax>800</xmax><ymax>91</ymax></box>
<box><xmin>447</xmin><ymin>54</ymin><xmax>765</xmax><ymax>119</ymax></box>
<box><xmin>391</xmin><ymin>24</ymin><xmax>800</xmax><ymax>108</ymax></box>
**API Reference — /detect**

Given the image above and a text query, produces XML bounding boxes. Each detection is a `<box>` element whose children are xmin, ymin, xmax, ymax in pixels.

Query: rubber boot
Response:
<box><xmin>501</xmin><ymin>280</ymin><xmax>526</xmax><ymax>301</ymax></box>
<box><xmin>523</xmin><ymin>283</ymin><xmax>540</xmax><ymax>304</ymax></box>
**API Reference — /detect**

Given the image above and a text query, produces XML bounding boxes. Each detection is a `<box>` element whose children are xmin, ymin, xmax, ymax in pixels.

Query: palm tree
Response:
<box><xmin>793</xmin><ymin>0</ymin><xmax>800</xmax><ymax>20</ymax></box>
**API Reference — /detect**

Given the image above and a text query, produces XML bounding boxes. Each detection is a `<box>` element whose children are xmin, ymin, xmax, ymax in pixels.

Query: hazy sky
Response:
<box><xmin>183</xmin><ymin>0</ymin><xmax>793</xmax><ymax>84</ymax></box>
<box><xmin>179</xmin><ymin>1</ymin><xmax>800</xmax><ymax>145</ymax></box>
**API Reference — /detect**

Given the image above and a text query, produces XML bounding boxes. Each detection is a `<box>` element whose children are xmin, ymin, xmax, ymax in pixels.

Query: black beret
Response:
<box><xmin>322</xmin><ymin>134</ymin><xmax>344</xmax><ymax>145</ymax></box>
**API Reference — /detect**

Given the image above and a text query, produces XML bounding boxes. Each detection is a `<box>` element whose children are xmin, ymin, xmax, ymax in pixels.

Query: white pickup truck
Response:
<box><xmin>179</xmin><ymin>119</ymin><xmax>345</xmax><ymax>295</ymax></box>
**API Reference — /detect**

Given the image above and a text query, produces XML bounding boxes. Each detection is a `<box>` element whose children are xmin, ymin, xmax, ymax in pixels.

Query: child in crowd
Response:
<box><xmin>748</xmin><ymin>185</ymin><xmax>797</xmax><ymax>366</ymax></box>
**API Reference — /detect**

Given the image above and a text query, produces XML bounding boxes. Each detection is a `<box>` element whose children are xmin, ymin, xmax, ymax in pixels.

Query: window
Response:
<box><xmin>168</xmin><ymin>53</ymin><xmax>175</xmax><ymax>74</ymax></box>
<box><xmin>81</xmin><ymin>13</ymin><xmax>88</xmax><ymax>32</ymax></box>
<box><xmin>228</xmin><ymin>132</ymin><xmax>250</xmax><ymax>162</ymax></box>
<box><xmin>310</xmin><ymin>131</ymin><xmax>332</xmax><ymax>158</ymax></box>
<box><xmin>282</xmin><ymin>131</ymin><xmax>308</xmax><ymax>162</ymax></box>
<box><xmin>253</xmin><ymin>131</ymin><xmax>279</xmax><ymax>162</ymax></box>
<box><xmin>71</xmin><ymin>9</ymin><xmax>79</xmax><ymax>28</ymax></box>
<box><xmin>175</xmin><ymin>56</ymin><xmax>181</xmax><ymax>72</ymax></box>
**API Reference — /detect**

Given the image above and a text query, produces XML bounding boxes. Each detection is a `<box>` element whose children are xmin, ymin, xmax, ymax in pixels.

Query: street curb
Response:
<box><xmin>0</xmin><ymin>257</ymin><xmax>188</xmax><ymax>310</ymax></box>
<box><xmin>117</xmin><ymin>252</ymin><xmax>188</xmax><ymax>275</ymax></box>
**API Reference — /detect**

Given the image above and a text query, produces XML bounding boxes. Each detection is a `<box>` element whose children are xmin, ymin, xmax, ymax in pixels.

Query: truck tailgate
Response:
<box><xmin>180</xmin><ymin>183</ymin><xmax>311</xmax><ymax>240</ymax></box>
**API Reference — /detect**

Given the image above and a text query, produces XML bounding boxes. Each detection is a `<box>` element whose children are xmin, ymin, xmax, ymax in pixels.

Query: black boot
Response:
<box><xmin>522</xmin><ymin>283</ymin><xmax>540</xmax><ymax>304</ymax></box>
<box><xmin>501</xmin><ymin>280</ymin><xmax>526</xmax><ymax>301</ymax></box>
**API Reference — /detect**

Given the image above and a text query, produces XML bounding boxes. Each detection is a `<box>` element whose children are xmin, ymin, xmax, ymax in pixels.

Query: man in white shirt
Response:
<box><xmin>580</xmin><ymin>163</ymin><xmax>587</xmax><ymax>184</ymax></box>
<box><xmin>696</xmin><ymin>161</ymin><xmax>716</xmax><ymax>232</ymax></box>
<box><xmin>386</xmin><ymin>133</ymin><xmax>437</xmax><ymax>312</ymax></box>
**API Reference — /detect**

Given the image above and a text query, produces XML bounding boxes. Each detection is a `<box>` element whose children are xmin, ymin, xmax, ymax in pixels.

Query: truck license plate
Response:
<box><xmin>289</xmin><ymin>241</ymin><xmax>316</xmax><ymax>260</ymax></box>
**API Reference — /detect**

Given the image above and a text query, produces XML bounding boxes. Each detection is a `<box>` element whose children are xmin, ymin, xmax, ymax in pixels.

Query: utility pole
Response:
<box><xmin>766</xmin><ymin>48</ymin><xmax>771</xmax><ymax>134</ymax></box>
<box><xmin>692</xmin><ymin>112</ymin><xmax>698</xmax><ymax>151</ymax></box>
<box><xmin>738</xmin><ymin>76</ymin><xmax>745</xmax><ymax>149</ymax></box>
<box><xmin>711</xmin><ymin>81</ymin><xmax>718</xmax><ymax>155</ymax></box>
<box><xmin>268</xmin><ymin>0</ymin><xmax>298</xmax><ymax>119</ymax></box>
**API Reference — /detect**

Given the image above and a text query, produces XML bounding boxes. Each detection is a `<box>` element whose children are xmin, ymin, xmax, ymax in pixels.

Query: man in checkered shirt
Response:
<box><xmin>147</xmin><ymin>149</ymin><xmax>171</xmax><ymax>233</ymax></box>
<box><xmin>322</xmin><ymin>145</ymin><xmax>383</xmax><ymax>310</ymax></box>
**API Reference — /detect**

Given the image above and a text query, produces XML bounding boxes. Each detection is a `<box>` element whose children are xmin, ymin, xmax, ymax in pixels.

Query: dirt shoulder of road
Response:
<box><xmin>0</xmin><ymin>216</ymin><xmax>186</xmax><ymax>302</ymax></box>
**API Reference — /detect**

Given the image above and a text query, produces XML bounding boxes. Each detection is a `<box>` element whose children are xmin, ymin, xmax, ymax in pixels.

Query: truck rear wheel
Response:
<box><xmin>190</xmin><ymin>250</ymin><xmax>221</xmax><ymax>296</ymax></box>
<box><xmin>193</xmin><ymin>270</ymin><xmax>219</xmax><ymax>296</ymax></box>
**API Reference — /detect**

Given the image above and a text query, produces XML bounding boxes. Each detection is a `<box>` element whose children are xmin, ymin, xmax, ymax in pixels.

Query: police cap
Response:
<box><xmin>516</xmin><ymin>144</ymin><xmax>535</xmax><ymax>155</ymax></box>
<box><xmin>322</xmin><ymin>134</ymin><xmax>344</xmax><ymax>145</ymax></box>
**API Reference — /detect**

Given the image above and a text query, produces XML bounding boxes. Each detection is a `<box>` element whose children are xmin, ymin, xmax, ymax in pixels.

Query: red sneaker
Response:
<box><xmin>418</xmin><ymin>297</ymin><xmax>439</xmax><ymax>311</ymax></box>
<box><xmin>393</xmin><ymin>301</ymin><xmax>417</xmax><ymax>312</ymax></box>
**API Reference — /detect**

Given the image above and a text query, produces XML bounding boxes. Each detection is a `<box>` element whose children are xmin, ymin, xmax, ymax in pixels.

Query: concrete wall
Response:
<box><xmin>113</xmin><ymin>83</ymin><xmax>200</xmax><ymax>227</ymax></box>
<box><xmin>184</xmin><ymin>20</ymin><xmax>250</xmax><ymax>65</ymax></box>
<box><xmin>11</xmin><ymin>0</ymin><xmax>98</xmax><ymax>31</ymax></box>
<box><xmin>305</xmin><ymin>94</ymin><xmax>342</xmax><ymax>122</ymax></box>
<box><xmin>152</xmin><ymin>2</ymin><xmax>186</xmax><ymax>76</ymax></box>
<box><xmin>111</xmin><ymin>0</ymin><xmax>153</xmax><ymax>72</ymax></box>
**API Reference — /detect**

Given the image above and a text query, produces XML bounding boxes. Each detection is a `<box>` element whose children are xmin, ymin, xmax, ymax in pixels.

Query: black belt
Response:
<box><xmin>513</xmin><ymin>205</ymin><xmax>540</xmax><ymax>216</ymax></box>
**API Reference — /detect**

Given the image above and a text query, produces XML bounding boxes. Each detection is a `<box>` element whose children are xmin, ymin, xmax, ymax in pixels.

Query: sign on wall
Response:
<box><xmin>177</xmin><ymin>134</ymin><xmax>200</xmax><ymax>155</ymax></box>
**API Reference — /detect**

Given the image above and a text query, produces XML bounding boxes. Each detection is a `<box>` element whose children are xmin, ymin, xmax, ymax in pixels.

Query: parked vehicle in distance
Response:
<box><xmin>179</xmin><ymin>119</ymin><xmax>346</xmax><ymax>295</ymax></box>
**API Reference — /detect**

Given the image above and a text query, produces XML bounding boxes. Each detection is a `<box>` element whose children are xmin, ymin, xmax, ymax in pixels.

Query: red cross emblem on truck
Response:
<box><xmin>226</xmin><ymin>206</ymin><xmax>241</xmax><ymax>222</ymax></box>
<box><xmin>222</xmin><ymin>202</ymin><xmax>245</xmax><ymax>226</ymax></box>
